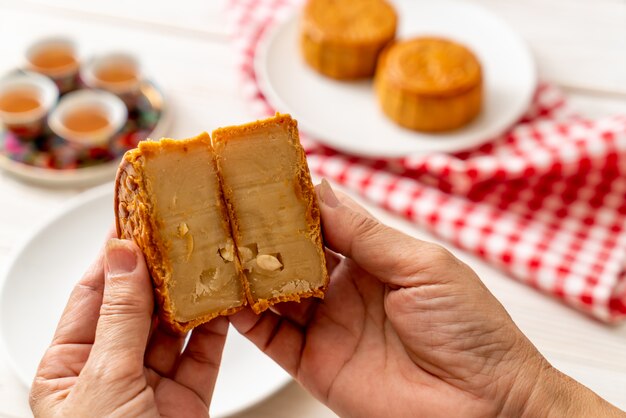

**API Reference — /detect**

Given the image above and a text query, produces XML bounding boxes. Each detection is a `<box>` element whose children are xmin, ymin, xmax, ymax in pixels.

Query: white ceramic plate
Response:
<box><xmin>255</xmin><ymin>0</ymin><xmax>536</xmax><ymax>157</ymax></box>
<box><xmin>0</xmin><ymin>183</ymin><xmax>291</xmax><ymax>417</ymax></box>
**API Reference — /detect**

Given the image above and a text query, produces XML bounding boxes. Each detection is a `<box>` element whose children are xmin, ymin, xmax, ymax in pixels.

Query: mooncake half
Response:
<box><xmin>115</xmin><ymin>133</ymin><xmax>246</xmax><ymax>332</ymax></box>
<box><xmin>212</xmin><ymin>114</ymin><xmax>328</xmax><ymax>313</ymax></box>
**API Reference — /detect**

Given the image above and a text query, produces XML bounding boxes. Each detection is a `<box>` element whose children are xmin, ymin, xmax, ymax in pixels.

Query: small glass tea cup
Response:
<box><xmin>0</xmin><ymin>72</ymin><xmax>59</xmax><ymax>139</ymax></box>
<box><xmin>24</xmin><ymin>37</ymin><xmax>79</xmax><ymax>93</ymax></box>
<box><xmin>81</xmin><ymin>52</ymin><xmax>142</xmax><ymax>109</ymax></box>
<box><xmin>48</xmin><ymin>90</ymin><xmax>127</xmax><ymax>148</ymax></box>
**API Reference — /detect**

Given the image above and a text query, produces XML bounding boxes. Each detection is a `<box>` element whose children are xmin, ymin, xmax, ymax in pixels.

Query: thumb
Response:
<box><xmin>317</xmin><ymin>179</ymin><xmax>457</xmax><ymax>287</ymax></box>
<box><xmin>90</xmin><ymin>238</ymin><xmax>153</xmax><ymax>366</ymax></box>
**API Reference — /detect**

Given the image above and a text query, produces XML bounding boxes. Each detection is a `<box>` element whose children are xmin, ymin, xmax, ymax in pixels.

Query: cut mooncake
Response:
<box><xmin>213</xmin><ymin>114</ymin><xmax>328</xmax><ymax>313</ymax></box>
<box><xmin>114</xmin><ymin>114</ymin><xmax>328</xmax><ymax>332</ymax></box>
<box><xmin>115</xmin><ymin>133</ymin><xmax>246</xmax><ymax>332</ymax></box>
<box><xmin>375</xmin><ymin>37</ymin><xmax>483</xmax><ymax>132</ymax></box>
<box><xmin>300</xmin><ymin>0</ymin><xmax>397</xmax><ymax>80</ymax></box>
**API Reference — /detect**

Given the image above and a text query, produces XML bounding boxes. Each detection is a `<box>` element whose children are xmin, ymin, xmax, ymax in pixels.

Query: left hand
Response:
<box><xmin>30</xmin><ymin>238</ymin><xmax>227</xmax><ymax>418</ymax></box>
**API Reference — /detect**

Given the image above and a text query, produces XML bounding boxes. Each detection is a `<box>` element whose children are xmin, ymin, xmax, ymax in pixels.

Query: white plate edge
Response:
<box><xmin>0</xmin><ymin>182</ymin><xmax>114</xmax><ymax>387</ymax></box>
<box><xmin>254</xmin><ymin>0</ymin><xmax>538</xmax><ymax>157</ymax></box>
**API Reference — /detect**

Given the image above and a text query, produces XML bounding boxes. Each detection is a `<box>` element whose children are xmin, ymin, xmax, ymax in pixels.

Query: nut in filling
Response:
<box><xmin>256</xmin><ymin>254</ymin><xmax>284</xmax><ymax>272</ymax></box>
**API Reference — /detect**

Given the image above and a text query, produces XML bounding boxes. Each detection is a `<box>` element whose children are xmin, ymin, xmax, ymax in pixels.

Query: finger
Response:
<box><xmin>317</xmin><ymin>179</ymin><xmax>458</xmax><ymax>287</ymax></box>
<box><xmin>51</xmin><ymin>228</ymin><xmax>118</xmax><ymax>346</ymax></box>
<box><xmin>229</xmin><ymin>308</ymin><xmax>304</xmax><ymax>377</ymax></box>
<box><xmin>88</xmin><ymin>239</ymin><xmax>153</xmax><ymax>369</ymax></box>
<box><xmin>324</xmin><ymin>247</ymin><xmax>342</xmax><ymax>274</ymax></box>
<box><xmin>174</xmin><ymin>317</ymin><xmax>228</xmax><ymax>406</ymax></box>
<box><xmin>270</xmin><ymin>299</ymin><xmax>318</xmax><ymax>328</ymax></box>
<box><xmin>331</xmin><ymin>187</ymin><xmax>376</xmax><ymax>219</ymax></box>
<box><xmin>145</xmin><ymin>321</ymin><xmax>187</xmax><ymax>378</ymax></box>
<box><xmin>50</xmin><ymin>251</ymin><xmax>105</xmax><ymax>346</ymax></box>
<box><xmin>105</xmin><ymin>223</ymin><xmax>118</xmax><ymax>240</ymax></box>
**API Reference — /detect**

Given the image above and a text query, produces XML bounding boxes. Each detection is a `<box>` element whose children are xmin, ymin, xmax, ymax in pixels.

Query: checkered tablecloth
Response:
<box><xmin>228</xmin><ymin>0</ymin><xmax>626</xmax><ymax>322</ymax></box>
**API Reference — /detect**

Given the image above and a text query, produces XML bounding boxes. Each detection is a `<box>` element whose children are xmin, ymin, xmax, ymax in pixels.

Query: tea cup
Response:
<box><xmin>25</xmin><ymin>37</ymin><xmax>79</xmax><ymax>93</ymax></box>
<box><xmin>0</xmin><ymin>71</ymin><xmax>59</xmax><ymax>139</ymax></box>
<box><xmin>81</xmin><ymin>52</ymin><xmax>142</xmax><ymax>108</ymax></box>
<box><xmin>48</xmin><ymin>89</ymin><xmax>127</xmax><ymax>148</ymax></box>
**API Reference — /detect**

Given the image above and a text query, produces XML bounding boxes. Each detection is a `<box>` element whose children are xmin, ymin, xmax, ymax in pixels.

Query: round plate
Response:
<box><xmin>0</xmin><ymin>183</ymin><xmax>291</xmax><ymax>417</ymax></box>
<box><xmin>0</xmin><ymin>81</ymin><xmax>171</xmax><ymax>188</ymax></box>
<box><xmin>255</xmin><ymin>0</ymin><xmax>536</xmax><ymax>157</ymax></box>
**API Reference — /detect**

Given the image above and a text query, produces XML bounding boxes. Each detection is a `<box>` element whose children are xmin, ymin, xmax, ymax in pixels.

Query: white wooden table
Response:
<box><xmin>0</xmin><ymin>0</ymin><xmax>625</xmax><ymax>416</ymax></box>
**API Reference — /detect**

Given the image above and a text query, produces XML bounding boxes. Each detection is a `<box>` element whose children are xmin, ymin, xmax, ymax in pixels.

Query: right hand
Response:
<box><xmin>230</xmin><ymin>180</ymin><xmax>623</xmax><ymax>417</ymax></box>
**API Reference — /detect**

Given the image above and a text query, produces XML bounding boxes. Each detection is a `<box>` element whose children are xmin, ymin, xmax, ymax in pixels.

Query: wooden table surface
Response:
<box><xmin>0</xmin><ymin>0</ymin><xmax>625</xmax><ymax>416</ymax></box>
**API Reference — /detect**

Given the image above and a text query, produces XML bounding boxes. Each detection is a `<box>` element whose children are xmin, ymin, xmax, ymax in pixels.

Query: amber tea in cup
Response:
<box><xmin>29</xmin><ymin>46</ymin><xmax>76</xmax><ymax>72</ymax></box>
<box><xmin>0</xmin><ymin>72</ymin><xmax>59</xmax><ymax>139</ymax></box>
<box><xmin>62</xmin><ymin>107</ymin><xmax>110</xmax><ymax>133</ymax></box>
<box><xmin>95</xmin><ymin>64</ymin><xmax>138</xmax><ymax>85</ymax></box>
<box><xmin>0</xmin><ymin>89</ymin><xmax>41</xmax><ymax>114</ymax></box>
<box><xmin>48</xmin><ymin>90</ymin><xmax>127</xmax><ymax>147</ymax></box>
<box><xmin>25</xmin><ymin>38</ymin><xmax>79</xmax><ymax>93</ymax></box>
<box><xmin>81</xmin><ymin>53</ymin><xmax>141</xmax><ymax>108</ymax></box>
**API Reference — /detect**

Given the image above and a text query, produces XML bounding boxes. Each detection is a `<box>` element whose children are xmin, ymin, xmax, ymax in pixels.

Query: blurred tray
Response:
<box><xmin>0</xmin><ymin>80</ymin><xmax>170</xmax><ymax>187</ymax></box>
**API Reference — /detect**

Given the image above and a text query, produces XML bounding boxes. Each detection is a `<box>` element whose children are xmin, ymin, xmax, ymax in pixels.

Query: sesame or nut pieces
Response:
<box><xmin>185</xmin><ymin>233</ymin><xmax>194</xmax><ymax>261</ymax></box>
<box><xmin>239</xmin><ymin>247</ymin><xmax>254</xmax><ymax>262</ymax></box>
<box><xmin>218</xmin><ymin>245</ymin><xmax>234</xmax><ymax>262</ymax></box>
<box><xmin>118</xmin><ymin>202</ymin><xmax>128</xmax><ymax>218</ymax></box>
<box><xmin>125</xmin><ymin>175</ymin><xmax>138</xmax><ymax>191</ymax></box>
<box><xmin>271</xmin><ymin>280</ymin><xmax>313</xmax><ymax>298</ymax></box>
<box><xmin>178</xmin><ymin>222</ymin><xmax>189</xmax><ymax>237</ymax></box>
<box><xmin>256</xmin><ymin>254</ymin><xmax>283</xmax><ymax>272</ymax></box>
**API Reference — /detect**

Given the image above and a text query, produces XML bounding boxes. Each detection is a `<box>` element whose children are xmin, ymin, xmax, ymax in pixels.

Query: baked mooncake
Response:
<box><xmin>213</xmin><ymin>114</ymin><xmax>328</xmax><ymax>313</ymax></box>
<box><xmin>375</xmin><ymin>37</ymin><xmax>483</xmax><ymax>132</ymax></box>
<box><xmin>115</xmin><ymin>114</ymin><xmax>328</xmax><ymax>332</ymax></box>
<box><xmin>300</xmin><ymin>0</ymin><xmax>397</xmax><ymax>80</ymax></box>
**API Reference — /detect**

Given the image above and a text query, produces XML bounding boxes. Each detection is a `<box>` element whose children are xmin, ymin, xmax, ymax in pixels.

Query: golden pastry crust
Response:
<box><xmin>115</xmin><ymin>133</ymin><xmax>245</xmax><ymax>333</ymax></box>
<box><xmin>375</xmin><ymin>37</ymin><xmax>483</xmax><ymax>132</ymax></box>
<box><xmin>300</xmin><ymin>0</ymin><xmax>397</xmax><ymax>80</ymax></box>
<box><xmin>212</xmin><ymin>113</ymin><xmax>329</xmax><ymax>313</ymax></box>
<box><xmin>116</xmin><ymin>117</ymin><xmax>329</xmax><ymax>331</ymax></box>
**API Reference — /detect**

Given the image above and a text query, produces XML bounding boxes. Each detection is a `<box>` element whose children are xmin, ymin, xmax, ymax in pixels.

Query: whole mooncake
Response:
<box><xmin>300</xmin><ymin>0</ymin><xmax>397</xmax><ymax>80</ymax></box>
<box><xmin>375</xmin><ymin>37</ymin><xmax>483</xmax><ymax>132</ymax></box>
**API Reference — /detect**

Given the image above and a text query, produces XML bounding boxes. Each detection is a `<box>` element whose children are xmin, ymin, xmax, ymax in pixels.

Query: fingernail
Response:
<box><xmin>318</xmin><ymin>179</ymin><xmax>340</xmax><ymax>208</ymax></box>
<box><xmin>105</xmin><ymin>239</ymin><xmax>138</xmax><ymax>277</ymax></box>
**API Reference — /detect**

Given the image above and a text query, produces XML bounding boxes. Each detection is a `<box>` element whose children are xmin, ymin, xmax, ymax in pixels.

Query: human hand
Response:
<box><xmin>230</xmin><ymin>180</ymin><xmax>623</xmax><ymax>418</ymax></box>
<box><xmin>30</xmin><ymin>238</ymin><xmax>228</xmax><ymax>418</ymax></box>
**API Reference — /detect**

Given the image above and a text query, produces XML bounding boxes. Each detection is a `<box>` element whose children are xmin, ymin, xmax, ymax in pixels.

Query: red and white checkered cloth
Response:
<box><xmin>228</xmin><ymin>0</ymin><xmax>626</xmax><ymax>322</ymax></box>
